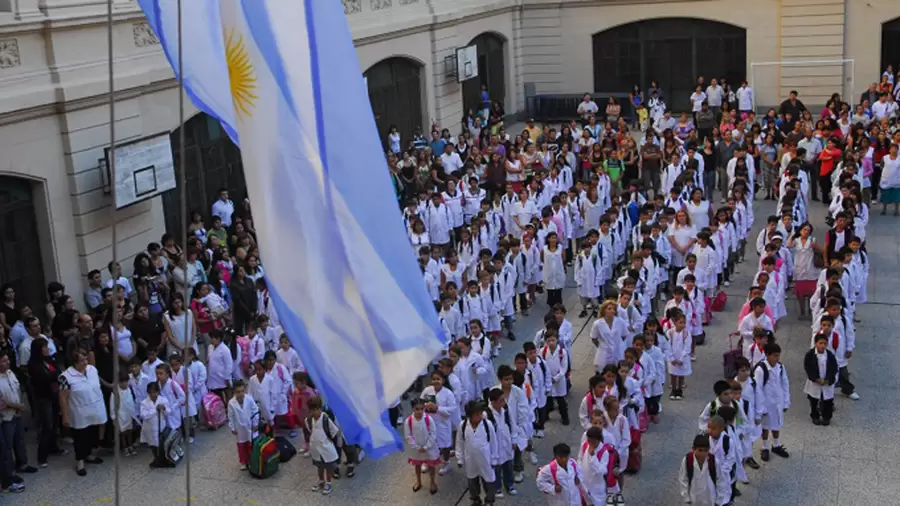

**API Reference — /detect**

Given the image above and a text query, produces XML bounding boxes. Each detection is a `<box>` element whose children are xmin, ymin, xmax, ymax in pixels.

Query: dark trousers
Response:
<box><xmin>872</xmin><ymin>163</ymin><xmax>883</xmax><ymax>200</ymax></box>
<box><xmin>34</xmin><ymin>397</ymin><xmax>62</xmax><ymax>464</ymax></box>
<box><xmin>647</xmin><ymin>395</ymin><xmax>661</xmax><ymax>416</ymax></box>
<box><xmin>533</xmin><ymin>405</ymin><xmax>547</xmax><ymax>430</ymax></box>
<box><xmin>71</xmin><ymin>425</ymin><xmax>97</xmax><ymax>462</ymax></box>
<box><xmin>493</xmin><ymin>460</ymin><xmax>515</xmax><ymax>492</ymax></box>
<box><xmin>0</xmin><ymin>425</ymin><xmax>13</xmax><ymax>488</ymax></box>
<box><xmin>512</xmin><ymin>447</ymin><xmax>524</xmax><ymax>473</ymax></box>
<box><xmin>547</xmin><ymin>289</ymin><xmax>563</xmax><ymax>307</ymax></box>
<box><xmin>837</xmin><ymin>366</ymin><xmax>855</xmax><ymax>395</ymax></box>
<box><xmin>807</xmin><ymin>394</ymin><xmax>834</xmax><ymax>421</ymax></box>
<box><xmin>0</xmin><ymin>417</ymin><xmax>28</xmax><ymax>470</ymax></box>
<box><xmin>468</xmin><ymin>476</ymin><xmax>496</xmax><ymax>504</ymax></box>
<box><xmin>516</xmin><ymin>293</ymin><xmax>528</xmax><ymax>313</ymax></box>
<box><xmin>818</xmin><ymin>174</ymin><xmax>832</xmax><ymax>203</ymax></box>
<box><xmin>546</xmin><ymin>395</ymin><xmax>569</xmax><ymax>424</ymax></box>
<box><xmin>802</xmin><ymin>162</ymin><xmax>818</xmax><ymax>200</ymax></box>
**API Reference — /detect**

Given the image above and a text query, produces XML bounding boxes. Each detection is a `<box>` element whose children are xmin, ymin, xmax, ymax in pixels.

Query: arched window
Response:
<box><xmin>365</xmin><ymin>57</ymin><xmax>424</xmax><ymax>151</ymax></box>
<box><xmin>593</xmin><ymin>18</ymin><xmax>747</xmax><ymax>112</ymax></box>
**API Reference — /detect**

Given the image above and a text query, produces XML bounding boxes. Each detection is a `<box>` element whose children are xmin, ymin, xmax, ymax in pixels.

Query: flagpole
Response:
<box><xmin>177</xmin><ymin>0</ymin><xmax>191</xmax><ymax>503</ymax></box>
<box><xmin>105</xmin><ymin>0</ymin><xmax>121</xmax><ymax>503</ymax></box>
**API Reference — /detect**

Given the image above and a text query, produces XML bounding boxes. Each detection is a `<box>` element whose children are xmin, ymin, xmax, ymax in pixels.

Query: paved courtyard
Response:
<box><xmin>16</xmin><ymin>198</ymin><xmax>900</xmax><ymax>506</ymax></box>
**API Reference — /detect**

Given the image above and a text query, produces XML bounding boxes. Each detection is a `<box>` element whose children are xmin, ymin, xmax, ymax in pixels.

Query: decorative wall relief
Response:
<box><xmin>133</xmin><ymin>22</ymin><xmax>160</xmax><ymax>48</ymax></box>
<box><xmin>0</xmin><ymin>39</ymin><xmax>20</xmax><ymax>69</ymax></box>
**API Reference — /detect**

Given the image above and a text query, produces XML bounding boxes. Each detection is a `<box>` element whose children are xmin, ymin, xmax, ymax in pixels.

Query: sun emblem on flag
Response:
<box><xmin>224</xmin><ymin>29</ymin><xmax>258</xmax><ymax>118</ymax></box>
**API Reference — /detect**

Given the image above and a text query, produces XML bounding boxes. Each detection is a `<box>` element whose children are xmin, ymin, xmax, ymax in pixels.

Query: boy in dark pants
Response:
<box><xmin>804</xmin><ymin>332</ymin><xmax>838</xmax><ymax>426</ymax></box>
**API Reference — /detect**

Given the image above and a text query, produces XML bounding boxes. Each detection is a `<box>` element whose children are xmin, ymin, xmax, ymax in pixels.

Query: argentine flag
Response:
<box><xmin>136</xmin><ymin>0</ymin><xmax>448</xmax><ymax>457</ymax></box>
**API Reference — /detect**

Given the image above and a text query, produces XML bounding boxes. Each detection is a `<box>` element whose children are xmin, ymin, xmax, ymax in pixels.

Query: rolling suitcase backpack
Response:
<box><xmin>722</xmin><ymin>332</ymin><xmax>743</xmax><ymax>380</ymax></box>
<box><xmin>248</xmin><ymin>414</ymin><xmax>280</xmax><ymax>479</ymax></box>
<box><xmin>202</xmin><ymin>393</ymin><xmax>227</xmax><ymax>429</ymax></box>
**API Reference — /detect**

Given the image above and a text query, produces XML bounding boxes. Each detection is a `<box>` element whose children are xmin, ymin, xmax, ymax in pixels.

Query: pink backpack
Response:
<box><xmin>236</xmin><ymin>336</ymin><xmax>251</xmax><ymax>377</ymax></box>
<box><xmin>202</xmin><ymin>392</ymin><xmax>227</xmax><ymax>429</ymax></box>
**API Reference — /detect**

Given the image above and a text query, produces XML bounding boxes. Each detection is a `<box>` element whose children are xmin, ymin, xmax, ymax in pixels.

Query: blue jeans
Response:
<box><xmin>1</xmin><ymin>417</ymin><xmax>28</xmax><ymax>470</ymax></box>
<box><xmin>493</xmin><ymin>460</ymin><xmax>514</xmax><ymax>492</ymax></box>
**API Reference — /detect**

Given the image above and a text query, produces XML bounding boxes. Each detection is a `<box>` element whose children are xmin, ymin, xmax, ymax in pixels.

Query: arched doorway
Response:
<box><xmin>0</xmin><ymin>176</ymin><xmax>46</xmax><ymax>313</ymax></box>
<box><xmin>882</xmin><ymin>17</ymin><xmax>900</xmax><ymax>78</ymax></box>
<box><xmin>462</xmin><ymin>33</ymin><xmax>507</xmax><ymax>119</ymax></box>
<box><xmin>165</xmin><ymin>113</ymin><xmax>247</xmax><ymax>241</ymax></box>
<box><xmin>365</xmin><ymin>57</ymin><xmax>424</xmax><ymax>151</ymax></box>
<box><xmin>592</xmin><ymin>18</ymin><xmax>746</xmax><ymax>112</ymax></box>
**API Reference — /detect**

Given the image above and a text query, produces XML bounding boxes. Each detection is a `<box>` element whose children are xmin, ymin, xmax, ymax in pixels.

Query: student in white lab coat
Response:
<box><xmin>524</xmin><ymin>342</ymin><xmax>551</xmax><ymax>438</ymax></box>
<box><xmin>486</xmin><ymin>388</ymin><xmax>518</xmax><ymax>498</ymax></box>
<box><xmin>109</xmin><ymin>373</ymin><xmax>137</xmax><ymax>456</ymax></box>
<box><xmin>206</xmin><ymin>329</ymin><xmax>234</xmax><ymax>401</ymax></box>
<box><xmin>804</xmin><ymin>332</ymin><xmax>838</xmax><ymax>426</ymax></box>
<box><xmin>470</xmin><ymin>320</ymin><xmax>496</xmax><ymax>387</ymax></box>
<box><xmin>227</xmin><ymin>380</ymin><xmax>259</xmax><ymax>470</ymax></box>
<box><xmin>168</xmin><ymin>353</ymin><xmax>198</xmax><ymax>443</ymax></box>
<box><xmin>536</xmin><ymin>443</ymin><xmax>585</xmax><ymax>506</ymax></box>
<box><xmin>248</xmin><ymin>360</ymin><xmax>277</xmax><ymax>428</ymax></box>
<box><xmin>706</xmin><ymin>415</ymin><xmax>736</xmax><ymax>504</ymax></box>
<box><xmin>496</xmin><ymin>365</ymin><xmax>531</xmax><ymax>483</ymax></box>
<box><xmin>574</xmin><ymin>240</ymin><xmax>601</xmax><ymax>317</ymax></box>
<box><xmin>275</xmin><ymin>335</ymin><xmax>303</xmax><ymax>373</ymax></box>
<box><xmin>665</xmin><ymin>310</ymin><xmax>692</xmax><ymax>400</ymax></box>
<box><xmin>737</xmin><ymin>298</ymin><xmax>774</xmax><ymax>354</ymax></box>
<box><xmin>679</xmin><ymin>435</ymin><xmax>729</xmax><ymax>506</ymax></box>
<box><xmin>602</xmin><ymin>396</ymin><xmax>630</xmax><ymax>498</ymax></box>
<box><xmin>734</xmin><ymin>358</ymin><xmax>763</xmax><ymax>470</ymax></box>
<box><xmin>140</xmin><ymin>382</ymin><xmax>172</xmax><ymax>467</ymax></box>
<box><xmin>305</xmin><ymin>396</ymin><xmax>342</xmax><ymax>496</ymax></box>
<box><xmin>456</xmin><ymin>400</ymin><xmax>499</xmax><ymax>505</ymax></box>
<box><xmin>641</xmin><ymin>327</ymin><xmax>666</xmax><ymax>424</ymax></box>
<box><xmin>540</xmin><ymin>332</ymin><xmax>570</xmax><ymax>426</ymax></box>
<box><xmin>264</xmin><ymin>350</ymin><xmax>293</xmax><ymax>435</ymax></box>
<box><xmin>591</xmin><ymin>300</ymin><xmax>628</xmax><ymax>373</ymax></box>
<box><xmin>578</xmin><ymin>427</ymin><xmax>619</xmax><ymax>506</ymax></box>
<box><xmin>753</xmin><ymin>343</ymin><xmax>790</xmax><ymax>462</ymax></box>
<box><xmin>154</xmin><ymin>363</ymin><xmax>185</xmax><ymax>433</ymax></box>
<box><xmin>578</xmin><ymin>374</ymin><xmax>608</xmax><ymax>430</ymax></box>
<box><xmin>404</xmin><ymin>398</ymin><xmax>440</xmax><ymax>494</ymax></box>
<box><xmin>421</xmin><ymin>370</ymin><xmax>458</xmax><ymax>476</ymax></box>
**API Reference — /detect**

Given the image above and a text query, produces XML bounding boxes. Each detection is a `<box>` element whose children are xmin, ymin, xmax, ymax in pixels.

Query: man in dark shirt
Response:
<box><xmin>778</xmin><ymin>90</ymin><xmax>806</xmax><ymax>129</ymax></box>
<box><xmin>640</xmin><ymin>136</ymin><xmax>663</xmax><ymax>197</ymax></box>
<box><xmin>65</xmin><ymin>314</ymin><xmax>94</xmax><ymax>368</ymax></box>
<box><xmin>715</xmin><ymin>131</ymin><xmax>739</xmax><ymax>203</ymax></box>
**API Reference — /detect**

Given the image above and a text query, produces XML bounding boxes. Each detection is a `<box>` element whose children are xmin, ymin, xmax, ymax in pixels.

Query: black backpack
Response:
<box><xmin>685</xmin><ymin>452</ymin><xmax>717</xmax><ymax>487</ymax></box>
<box><xmin>459</xmin><ymin>419</ymin><xmax>491</xmax><ymax>443</ymax></box>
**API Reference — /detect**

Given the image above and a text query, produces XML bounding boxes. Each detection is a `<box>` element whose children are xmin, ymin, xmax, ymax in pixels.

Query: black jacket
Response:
<box><xmin>803</xmin><ymin>348</ymin><xmax>838</xmax><ymax>384</ymax></box>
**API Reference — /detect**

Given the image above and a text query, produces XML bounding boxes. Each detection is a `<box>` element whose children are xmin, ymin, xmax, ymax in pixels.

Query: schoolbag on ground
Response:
<box><xmin>275</xmin><ymin>436</ymin><xmax>297</xmax><ymax>463</ymax></box>
<box><xmin>723</xmin><ymin>332</ymin><xmax>742</xmax><ymax>379</ymax></box>
<box><xmin>201</xmin><ymin>392</ymin><xmax>227</xmax><ymax>429</ymax></box>
<box><xmin>249</xmin><ymin>431</ymin><xmax>280</xmax><ymax>478</ymax></box>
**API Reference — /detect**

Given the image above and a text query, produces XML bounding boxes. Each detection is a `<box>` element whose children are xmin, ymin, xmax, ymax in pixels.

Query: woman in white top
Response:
<box><xmin>788</xmin><ymin>222</ymin><xmax>821</xmax><ymax>319</ymax></box>
<box><xmin>667</xmin><ymin>209</ymin><xmax>697</xmax><ymax>271</ymax></box>
<box><xmin>388</xmin><ymin>125</ymin><xmax>401</xmax><ymax>155</ymax></box>
<box><xmin>541</xmin><ymin>232</ymin><xmax>566</xmax><ymax>307</ymax></box>
<box><xmin>59</xmin><ymin>349</ymin><xmax>108</xmax><ymax>475</ymax></box>
<box><xmin>440</xmin><ymin>250</ymin><xmax>467</xmax><ymax>292</ymax></box>
<box><xmin>879</xmin><ymin>143</ymin><xmax>900</xmax><ymax>216</ymax></box>
<box><xmin>690</xmin><ymin>85</ymin><xmax>707</xmax><ymax>116</ymax></box>
<box><xmin>408</xmin><ymin>219</ymin><xmax>430</xmax><ymax>257</ymax></box>
<box><xmin>506</xmin><ymin>149</ymin><xmax>524</xmax><ymax>188</ymax></box>
<box><xmin>112</xmin><ymin>317</ymin><xmax>136</xmax><ymax>364</ymax></box>
<box><xmin>163</xmin><ymin>292</ymin><xmax>196</xmax><ymax>358</ymax></box>
<box><xmin>685</xmin><ymin>188</ymin><xmax>712</xmax><ymax>230</ymax></box>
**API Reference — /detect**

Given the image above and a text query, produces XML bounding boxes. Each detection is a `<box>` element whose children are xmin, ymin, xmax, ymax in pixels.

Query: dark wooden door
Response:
<box><xmin>0</xmin><ymin>177</ymin><xmax>46</xmax><ymax>313</ymax></box>
<box><xmin>463</xmin><ymin>33</ymin><xmax>507</xmax><ymax>119</ymax></box>
<box><xmin>882</xmin><ymin>18</ymin><xmax>900</xmax><ymax>77</ymax></box>
<box><xmin>365</xmin><ymin>58</ymin><xmax>424</xmax><ymax>151</ymax></box>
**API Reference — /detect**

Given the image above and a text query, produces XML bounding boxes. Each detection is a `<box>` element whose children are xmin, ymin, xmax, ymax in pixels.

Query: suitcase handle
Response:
<box><xmin>727</xmin><ymin>332</ymin><xmax>741</xmax><ymax>350</ymax></box>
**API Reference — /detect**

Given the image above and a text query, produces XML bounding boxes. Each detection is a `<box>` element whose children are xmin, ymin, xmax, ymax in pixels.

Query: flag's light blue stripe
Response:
<box><xmin>267</xmin><ymin>282</ymin><xmax>401</xmax><ymax>459</ymax></box>
<box><xmin>240</xmin><ymin>0</ymin><xmax>299</xmax><ymax>120</ymax></box>
<box><xmin>304</xmin><ymin>0</ymin><xmax>445</xmax><ymax>348</ymax></box>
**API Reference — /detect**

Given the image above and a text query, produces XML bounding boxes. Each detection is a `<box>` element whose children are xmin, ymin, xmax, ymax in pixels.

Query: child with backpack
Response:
<box><xmin>730</xmin><ymin>371</ymin><xmax>761</xmax><ymax>471</ymax></box>
<box><xmin>578</xmin><ymin>374</ymin><xmax>608</xmax><ymax>430</ymax></box>
<box><xmin>579</xmin><ymin>426</ymin><xmax>621</xmax><ymax>506</ymax></box>
<box><xmin>602</xmin><ymin>396</ymin><xmax>629</xmax><ymax>500</ymax></box>
<box><xmin>207</xmin><ymin>329</ymin><xmax>235</xmax><ymax>403</ymax></box>
<box><xmin>641</xmin><ymin>322</ymin><xmax>666</xmax><ymax>423</ymax></box>
<box><xmin>697</xmin><ymin>380</ymin><xmax>735</xmax><ymax>433</ymax></box>
<box><xmin>264</xmin><ymin>350</ymin><xmax>294</xmax><ymax>437</ymax></box>
<box><xmin>456</xmin><ymin>400</ymin><xmax>498</xmax><ymax>506</ymax></box>
<box><xmin>305</xmin><ymin>396</ymin><xmax>342</xmax><ymax>495</ymax></box>
<box><xmin>227</xmin><ymin>380</ymin><xmax>259</xmax><ymax>470</ymax></box>
<box><xmin>541</xmin><ymin>331</ymin><xmax>570</xmax><ymax>426</ymax></box>
<box><xmin>803</xmin><ymin>332</ymin><xmax>839</xmax><ymax>426</ymax></box>
<box><xmin>679</xmin><ymin>434</ymin><xmax>729</xmax><ymax>506</ymax></box>
<box><xmin>536</xmin><ymin>443</ymin><xmax>584</xmax><ymax>506</ymax></box>
<box><xmin>486</xmin><ymin>388</ymin><xmax>518</xmax><ymax>498</ymax></box>
<box><xmin>664</xmin><ymin>309</ymin><xmax>692</xmax><ymax>400</ymax></box>
<box><xmin>706</xmin><ymin>415</ymin><xmax>735</xmax><ymax>505</ymax></box>
<box><xmin>404</xmin><ymin>398</ymin><xmax>440</xmax><ymax>494</ymax></box>
<box><xmin>523</xmin><ymin>342</ymin><xmax>551</xmax><ymax>439</ymax></box>
<box><xmin>421</xmin><ymin>370</ymin><xmax>458</xmax><ymax>476</ymax></box>
<box><xmin>753</xmin><ymin>343</ymin><xmax>790</xmax><ymax>462</ymax></box>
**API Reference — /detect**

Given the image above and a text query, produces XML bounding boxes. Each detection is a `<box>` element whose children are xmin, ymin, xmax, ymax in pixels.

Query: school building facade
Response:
<box><xmin>0</xmin><ymin>0</ymin><xmax>898</xmax><ymax>312</ymax></box>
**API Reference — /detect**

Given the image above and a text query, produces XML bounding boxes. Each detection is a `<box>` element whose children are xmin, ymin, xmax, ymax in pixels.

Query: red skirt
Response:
<box><xmin>794</xmin><ymin>280</ymin><xmax>817</xmax><ymax>298</ymax></box>
<box><xmin>409</xmin><ymin>458</ymin><xmax>443</xmax><ymax>467</ymax></box>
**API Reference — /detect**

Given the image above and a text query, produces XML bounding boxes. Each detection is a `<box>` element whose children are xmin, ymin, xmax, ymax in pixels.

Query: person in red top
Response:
<box><xmin>817</xmin><ymin>137</ymin><xmax>842</xmax><ymax>202</ymax></box>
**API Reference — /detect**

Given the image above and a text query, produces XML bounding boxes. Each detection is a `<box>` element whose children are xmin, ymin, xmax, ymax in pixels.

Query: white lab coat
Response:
<box><xmin>498</xmin><ymin>384</ymin><xmax>530</xmax><ymax>451</ymax></box>
<box><xmin>666</xmin><ymin>328</ymin><xmax>693</xmax><ymax>376</ymax></box>
<box><xmin>426</xmin><ymin>202</ymin><xmax>452</xmax><ymax>244</ymax></box>
<box><xmin>604</xmin><ymin>413</ymin><xmax>631</xmax><ymax>467</ymax></box>
<box><xmin>171</xmin><ymin>366</ymin><xmax>199</xmax><ymax>418</ymax></box>
<box><xmin>540</xmin><ymin>345</ymin><xmax>569</xmax><ymax>397</ymax></box>
<box><xmin>276</xmin><ymin>347</ymin><xmax>304</xmax><ymax>373</ymax></box>
<box><xmin>227</xmin><ymin>394</ymin><xmax>259</xmax><ymax>443</ymax></box>
<box><xmin>591</xmin><ymin>317</ymin><xmax>627</xmax><ymax>371</ymax></box>
<box><xmin>487</xmin><ymin>406</ymin><xmax>515</xmax><ymax>464</ymax></box>
<box><xmin>679</xmin><ymin>452</ymin><xmax>729</xmax><ymax>506</ymax></box>
<box><xmin>157</xmin><ymin>379</ymin><xmax>185</xmax><ymax>430</ymax></box>
<box><xmin>266</xmin><ymin>363</ymin><xmax>292</xmax><ymax>416</ymax></box>
<box><xmin>578</xmin><ymin>442</ymin><xmax>615</xmax><ymax>503</ymax></box>
<box><xmin>455</xmin><ymin>419</ymin><xmax>498</xmax><ymax>481</ymax></box>
<box><xmin>420</xmin><ymin>385</ymin><xmax>457</xmax><ymax>449</ymax></box>
<box><xmin>527</xmin><ymin>357</ymin><xmax>551</xmax><ymax>409</ymax></box>
<box><xmin>737</xmin><ymin>312</ymin><xmax>774</xmax><ymax>354</ymax></box>
<box><xmin>536</xmin><ymin>458</ymin><xmax>584</xmax><ymax>506</ymax></box>
<box><xmin>139</xmin><ymin>396</ymin><xmax>170</xmax><ymax>447</ymax></box>
<box><xmin>543</xmin><ymin>245</ymin><xmax>567</xmax><ymax>290</ymax></box>
<box><xmin>403</xmin><ymin>414</ymin><xmax>439</xmax><ymax>462</ymax></box>
<box><xmin>754</xmin><ymin>361</ymin><xmax>790</xmax><ymax>431</ymax></box>
<box><xmin>248</xmin><ymin>373</ymin><xmax>278</xmax><ymax>425</ymax></box>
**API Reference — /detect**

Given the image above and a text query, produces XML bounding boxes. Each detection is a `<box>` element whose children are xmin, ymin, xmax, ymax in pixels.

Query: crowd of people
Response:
<box><xmin>0</xmin><ymin>67</ymin><xmax>891</xmax><ymax>505</ymax></box>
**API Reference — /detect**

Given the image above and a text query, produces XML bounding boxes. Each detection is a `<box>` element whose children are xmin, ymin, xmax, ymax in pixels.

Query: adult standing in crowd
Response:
<box><xmin>59</xmin><ymin>349</ymin><xmax>107</xmax><ymax>476</ymax></box>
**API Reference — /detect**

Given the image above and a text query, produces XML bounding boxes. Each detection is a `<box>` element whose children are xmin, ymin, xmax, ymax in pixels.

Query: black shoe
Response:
<box><xmin>76</xmin><ymin>468</ymin><xmax>87</xmax><ymax>477</ymax></box>
<box><xmin>333</xmin><ymin>468</ymin><xmax>341</xmax><ymax>479</ymax></box>
<box><xmin>578</xmin><ymin>309</ymin><xmax>588</xmax><ymax>318</ymax></box>
<box><xmin>821</xmin><ymin>419</ymin><xmax>831</xmax><ymax>426</ymax></box>
<box><xmin>760</xmin><ymin>449</ymin><xmax>770</xmax><ymax>462</ymax></box>
<box><xmin>745</xmin><ymin>457</ymin><xmax>760</xmax><ymax>470</ymax></box>
<box><xmin>10</xmin><ymin>475</ymin><xmax>22</xmax><ymax>484</ymax></box>
<box><xmin>772</xmin><ymin>446</ymin><xmax>790</xmax><ymax>458</ymax></box>
<box><xmin>812</xmin><ymin>418</ymin><xmax>822</xmax><ymax>426</ymax></box>
<box><xmin>346</xmin><ymin>467</ymin><xmax>355</xmax><ymax>478</ymax></box>
<box><xmin>84</xmin><ymin>457</ymin><xmax>103</xmax><ymax>465</ymax></box>
<box><xmin>16</xmin><ymin>466</ymin><xmax>37</xmax><ymax>474</ymax></box>
<box><xmin>733</xmin><ymin>487</ymin><xmax>742</xmax><ymax>497</ymax></box>
<box><xmin>561</xmin><ymin>419</ymin><xmax>570</xmax><ymax>426</ymax></box>
<box><xmin>507</xmin><ymin>333</ymin><xmax>516</xmax><ymax>341</ymax></box>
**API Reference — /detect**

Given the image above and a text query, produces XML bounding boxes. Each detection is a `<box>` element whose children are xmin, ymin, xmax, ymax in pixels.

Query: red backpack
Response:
<box><xmin>581</xmin><ymin>441</ymin><xmax>618</xmax><ymax>489</ymax></box>
<box><xmin>236</xmin><ymin>336</ymin><xmax>251</xmax><ymax>376</ymax></box>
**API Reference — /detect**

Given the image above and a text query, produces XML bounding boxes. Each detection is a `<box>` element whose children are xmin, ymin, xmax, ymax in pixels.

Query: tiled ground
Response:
<box><xmin>13</xmin><ymin>197</ymin><xmax>897</xmax><ymax>506</ymax></box>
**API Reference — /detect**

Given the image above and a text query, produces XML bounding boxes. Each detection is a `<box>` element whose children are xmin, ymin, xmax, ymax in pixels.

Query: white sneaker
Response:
<box><xmin>724</xmin><ymin>280</ymin><xmax>731</xmax><ymax>287</ymax></box>
<box><xmin>495</xmin><ymin>491</ymin><xmax>505</xmax><ymax>499</ymax></box>
<box><xmin>528</xmin><ymin>452</ymin><xmax>538</xmax><ymax>465</ymax></box>
<box><xmin>514</xmin><ymin>471</ymin><xmax>524</xmax><ymax>483</ymax></box>
<box><xmin>535</xmin><ymin>430</ymin><xmax>546</xmax><ymax>439</ymax></box>
<box><xmin>438</xmin><ymin>463</ymin><xmax>451</xmax><ymax>476</ymax></box>
<box><xmin>421</xmin><ymin>463</ymin><xmax>429</xmax><ymax>473</ymax></box>
<box><xmin>357</xmin><ymin>449</ymin><xmax>366</xmax><ymax>462</ymax></box>
<box><xmin>848</xmin><ymin>392</ymin><xmax>860</xmax><ymax>400</ymax></box>
<box><xmin>508</xmin><ymin>488</ymin><xmax>518</xmax><ymax>496</ymax></box>
<box><xmin>239</xmin><ymin>464</ymin><xmax>247</xmax><ymax>470</ymax></box>
<box><xmin>189</xmin><ymin>437</ymin><xmax>195</xmax><ymax>444</ymax></box>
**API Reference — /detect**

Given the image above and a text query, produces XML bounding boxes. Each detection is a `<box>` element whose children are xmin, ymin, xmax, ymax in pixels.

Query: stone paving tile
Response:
<box><xmin>13</xmin><ymin>198</ymin><xmax>895</xmax><ymax>506</ymax></box>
